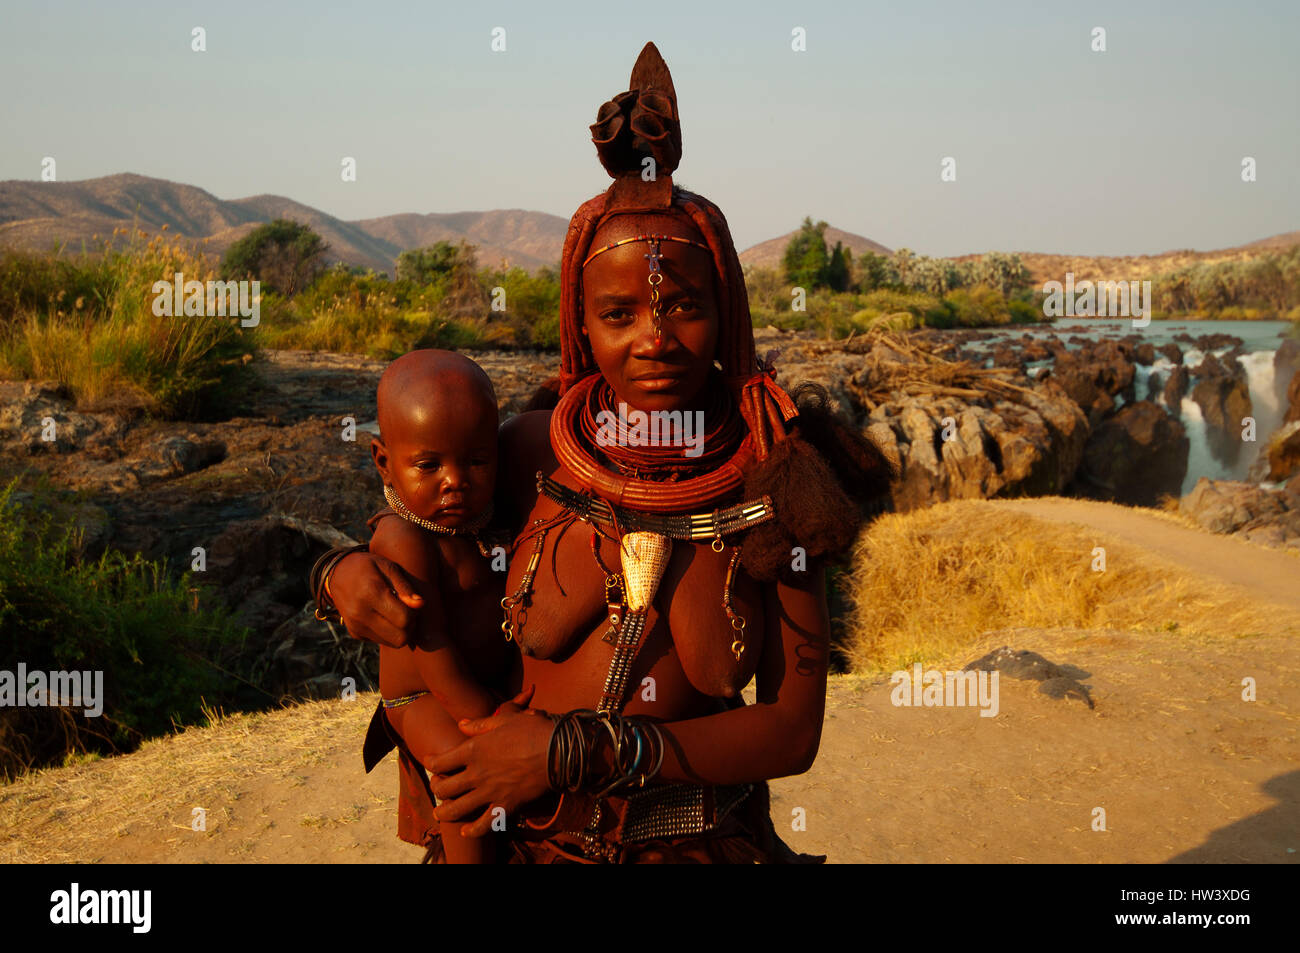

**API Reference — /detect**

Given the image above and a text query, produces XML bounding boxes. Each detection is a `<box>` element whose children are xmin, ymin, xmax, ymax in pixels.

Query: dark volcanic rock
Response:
<box><xmin>766</xmin><ymin>335</ymin><xmax>1089</xmax><ymax>513</ymax></box>
<box><xmin>1162</xmin><ymin>365</ymin><xmax>1189</xmax><ymax>407</ymax></box>
<box><xmin>1190</xmin><ymin>355</ymin><xmax>1253</xmax><ymax>465</ymax></box>
<box><xmin>1075</xmin><ymin>401</ymin><xmax>1189</xmax><ymax>506</ymax></box>
<box><xmin>1157</xmin><ymin>342</ymin><xmax>1183</xmax><ymax>365</ymax></box>
<box><xmin>963</xmin><ymin>646</ymin><xmax>1094</xmax><ymax>708</ymax></box>
<box><xmin>1022</xmin><ymin>341</ymin><xmax>1051</xmax><ymax>362</ymax></box>
<box><xmin>0</xmin><ymin>381</ymin><xmax>103</xmax><ymax>452</ymax></box>
<box><xmin>991</xmin><ymin>345</ymin><xmax>1022</xmax><ymax>369</ymax></box>
<box><xmin>1276</xmin><ymin>338</ymin><xmax>1300</xmax><ymax>424</ymax></box>
<box><xmin>1048</xmin><ymin>340</ymin><xmax>1136</xmax><ymax>424</ymax></box>
<box><xmin>1194</xmin><ymin>333</ymin><xmax>1244</xmax><ymax>352</ymax></box>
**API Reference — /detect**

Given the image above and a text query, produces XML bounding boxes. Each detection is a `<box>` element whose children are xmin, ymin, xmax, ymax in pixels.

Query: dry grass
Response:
<box><xmin>845</xmin><ymin>500</ymin><xmax>1300</xmax><ymax>673</ymax></box>
<box><xmin>0</xmin><ymin>696</ymin><xmax>366</xmax><ymax>864</ymax></box>
<box><xmin>0</xmin><ymin>231</ymin><xmax>252</xmax><ymax>417</ymax></box>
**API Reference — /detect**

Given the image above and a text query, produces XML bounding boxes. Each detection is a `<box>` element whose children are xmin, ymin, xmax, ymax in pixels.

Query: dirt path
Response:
<box><xmin>991</xmin><ymin>498</ymin><xmax>1300</xmax><ymax>612</ymax></box>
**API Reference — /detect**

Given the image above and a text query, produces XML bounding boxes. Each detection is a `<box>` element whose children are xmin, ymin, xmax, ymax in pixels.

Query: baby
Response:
<box><xmin>368</xmin><ymin>348</ymin><xmax>517</xmax><ymax>863</ymax></box>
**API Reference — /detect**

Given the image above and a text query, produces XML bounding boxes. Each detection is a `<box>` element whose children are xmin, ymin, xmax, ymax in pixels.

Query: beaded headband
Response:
<box><xmin>581</xmin><ymin>233</ymin><xmax>711</xmax><ymax>269</ymax></box>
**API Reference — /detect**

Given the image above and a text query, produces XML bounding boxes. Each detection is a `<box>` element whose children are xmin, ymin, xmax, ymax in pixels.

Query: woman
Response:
<box><xmin>320</xmin><ymin>42</ymin><xmax>893</xmax><ymax>862</ymax></box>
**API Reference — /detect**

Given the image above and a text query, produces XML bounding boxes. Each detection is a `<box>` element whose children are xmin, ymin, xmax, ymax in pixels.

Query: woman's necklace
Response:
<box><xmin>551</xmin><ymin>374</ymin><xmax>756</xmax><ymax>512</ymax></box>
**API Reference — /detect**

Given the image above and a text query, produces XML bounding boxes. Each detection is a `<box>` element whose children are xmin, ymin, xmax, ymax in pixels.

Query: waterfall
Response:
<box><xmin>1238</xmin><ymin>349</ymin><xmax>1282</xmax><ymax>479</ymax></box>
<box><xmin>1178</xmin><ymin>397</ymin><xmax>1215</xmax><ymax>496</ymax></box>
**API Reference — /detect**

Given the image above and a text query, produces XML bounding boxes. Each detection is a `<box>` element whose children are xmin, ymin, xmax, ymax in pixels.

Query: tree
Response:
<box><xmin>396</xmin><ymin>240</ymin><xmax>477</xmax><ymax>285</ymax></box>
<box><xmin>891</xmin><ymin>248</ymin><xmax>916</xmax><ymax>289</ymax></box>
<box><xmin>912</xmin><ymin>256</ymin><xmax>950</xmax><ymax>296</ymax></box>
<box><xmin>826</xmin><ymin>241</ymin><xmax>851</xmax><ymax>292</ymax></box>
<box><xmin>783</xmin><ymin>217</ymin><xmax>830</xmax><ymax>290</ymax></box>
<box><xmin>221</xmin><ymin>219</ymin><xmax>328</xmax><ymax>296</ymax></box>
<box><xmin>855</xmin><ymin>251</ymin><xmax>893</xmax><ymax>292</ymax></box>
<box><xmin>974</xmin><ymin>252</ymin><xmax>1030</xmax><ymax>296</ymax></box>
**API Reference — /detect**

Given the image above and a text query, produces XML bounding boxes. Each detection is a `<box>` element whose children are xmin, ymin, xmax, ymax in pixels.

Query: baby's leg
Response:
<box><xmin>386</xmin><ymin>695</ymin><xmax>493</xmax><ymax>865</ymax></box>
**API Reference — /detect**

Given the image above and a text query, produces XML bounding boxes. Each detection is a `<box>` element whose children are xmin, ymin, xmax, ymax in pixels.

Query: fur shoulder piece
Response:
<box><xmin>739</xmin><ymin>383</ymin><xmax>897</xmax><ymax>583</ymax></box>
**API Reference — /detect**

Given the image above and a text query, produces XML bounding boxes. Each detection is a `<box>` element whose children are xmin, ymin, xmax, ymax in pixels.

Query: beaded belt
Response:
<box><xmin>536</xmin><ymin>472</ymin><xmax>774</xmax><ymax>550</ymax></box>
<box><xmin>567</xmin><ymin>781</ymin><xmax>754</xmax><ymax>859</ymax></box>
<box><xmin>621</xmin><ymin>780</ymin><xmax>753</xmax><ymax>843</ymax></box>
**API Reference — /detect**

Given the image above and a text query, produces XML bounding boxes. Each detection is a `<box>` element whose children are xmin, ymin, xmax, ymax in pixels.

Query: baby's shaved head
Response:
<box><xmin>376</xmin><ymin>349</ymin><xmax>497</xmax><ymax>442</ymax></box>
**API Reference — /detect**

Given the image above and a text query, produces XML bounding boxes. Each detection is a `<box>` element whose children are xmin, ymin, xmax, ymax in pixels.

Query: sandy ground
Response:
<box><xmin>3</xmin><ymin>501</ymin><xmax>1297</xmax><ymax>864</ymax></box>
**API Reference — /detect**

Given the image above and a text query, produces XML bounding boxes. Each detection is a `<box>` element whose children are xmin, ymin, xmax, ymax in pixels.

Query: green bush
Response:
<box><xmin>945</xmin><ymin>286</ymin><xmax>1012</xmax><ymax>326</ymax></box>
<box><xmin>0</xmin><ymin>481</ymin><xmax>250</xmax><ymax>778</ymax></box>
<box><xmin>220</xmin><ymin>219</ymin><xmax>328</xmax><ymax>297</ymax></box>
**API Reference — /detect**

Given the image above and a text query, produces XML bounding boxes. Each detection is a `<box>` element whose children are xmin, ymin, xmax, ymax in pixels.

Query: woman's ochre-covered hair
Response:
<box><xmin>541</xmin><ymin>42</ymin><xmax>896</xmax><ymax>579</ymax></box>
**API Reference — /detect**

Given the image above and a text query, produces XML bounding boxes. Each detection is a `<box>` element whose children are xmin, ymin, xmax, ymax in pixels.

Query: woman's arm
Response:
<box><xmin>328</xmin><ymin>549</ymin><xmax>424</xmax><ymax>648</ymax></box>
<box><xmin>648</xmin><ymin>564</ymin><xmax>829</xmax><ymax>783</ymax></box>
<box><xmin>428</xmin><ymin>564</ymin><xmax>831</xmax><ymax>835</ymax></box>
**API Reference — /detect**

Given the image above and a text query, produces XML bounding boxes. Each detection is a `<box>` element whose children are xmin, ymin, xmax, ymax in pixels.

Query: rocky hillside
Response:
<box><xmin>0</xmin><ymin>174</ymin><xmax>569</xmax><ymax>275</ymax></box>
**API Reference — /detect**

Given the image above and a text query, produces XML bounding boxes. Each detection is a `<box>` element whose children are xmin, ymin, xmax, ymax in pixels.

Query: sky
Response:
<box><xmin>1</xmin><ymin>0</ymin><xmax>1297</xmax><ymax>257</ymax></box>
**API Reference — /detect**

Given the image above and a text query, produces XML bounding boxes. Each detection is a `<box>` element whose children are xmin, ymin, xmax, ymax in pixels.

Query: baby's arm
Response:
<box><xmin>370</xmin><ymin>518</ymin><xmax>499</xmax><ymax>864</ymax></box>
<box><xmin>384</xmin><ymin>693</ymin><xmax>492</xmax><ymax>864</ymax></box>
<box><xmin>369</xmin><ymin>517</ymin><xmax>497</xmax><ymax>723</ymax></box>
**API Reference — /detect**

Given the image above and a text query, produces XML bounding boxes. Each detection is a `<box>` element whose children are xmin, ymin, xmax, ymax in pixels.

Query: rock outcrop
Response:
<box><xmin>1075</xmin><ymin>401</ymin><xmax>1189</xmax><ymax>506</ymax></box>
<box><xmin>1046</xmin><ymin>340</ymin><xmax>1136</xmax><ymax>424</ymax></box>
<box><xmin>1162</xmin><ymin>364</ymin><xmax>1190</xmax><ymax>407</ymax></box>
<box><xmin>765</xmin><ymin>332</ymin><xmax>1090</xmax><ymax>513</ymax></box>
<box><xmin>1258</xmin><ymin>420</ymin><xmax>1300</xmax><ymax>482</ymax></box>
<box><xmin>1190</xmin><ymin>353</ymin><xmax>1252</xmax><ymax>465</ymax></box>
<box><xmin>1179</xmin><ymin>477</ymin><xmax>1300</xmax><ymax>550</ymax></box>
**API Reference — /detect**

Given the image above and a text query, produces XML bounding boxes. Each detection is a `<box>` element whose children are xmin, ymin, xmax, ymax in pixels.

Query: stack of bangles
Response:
<box><xmin>547</xmin><ymin>709</ymin><xmax>666</xmax><ymax>798</ymax></box>
<box><xmin>310</xmin><ymin>543</ymin><xmax>369</xmax><ymax>623</ymax></box>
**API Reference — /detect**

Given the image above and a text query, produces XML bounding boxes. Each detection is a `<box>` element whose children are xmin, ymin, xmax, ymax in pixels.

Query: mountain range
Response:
<box><xmin>0</xmin><ymin>173</ymin><xmax>1294</xmax><ymax>284</ymax></box>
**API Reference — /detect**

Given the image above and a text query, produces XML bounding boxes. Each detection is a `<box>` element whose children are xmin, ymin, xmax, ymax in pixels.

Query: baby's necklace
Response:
<box><xmin>384</xmin><ymin>484</ymin><xmax>495</xmax><ymax>556</ymax></box>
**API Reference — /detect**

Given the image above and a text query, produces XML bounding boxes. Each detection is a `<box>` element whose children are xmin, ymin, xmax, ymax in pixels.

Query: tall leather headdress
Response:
<box><xmin>558</xmin><ymin>42</ymin><xmax>798</xmax><ymax>465</ymax></box>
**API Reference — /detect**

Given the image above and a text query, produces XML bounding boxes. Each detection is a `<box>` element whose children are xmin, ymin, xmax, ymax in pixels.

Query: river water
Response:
<box><xmin>970</xmin><ymin>319</ymin><xmax>1294</xmax><ymax>494</ymax></box>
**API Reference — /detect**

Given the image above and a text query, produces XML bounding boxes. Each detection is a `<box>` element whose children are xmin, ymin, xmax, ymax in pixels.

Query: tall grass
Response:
<box><xmin>252</xmin><ymin>262</ymin><xmax>563</xmax><ymax>357</ymax></box>
<box><xmin>0</xmin><ymin>480</ymin><xmax>251</xmax><ymax>778</ymax></box>
<box><xmin>0</xmin><ymin>230</ymin><xmax>254</xmax><ymax>418</ymax></box>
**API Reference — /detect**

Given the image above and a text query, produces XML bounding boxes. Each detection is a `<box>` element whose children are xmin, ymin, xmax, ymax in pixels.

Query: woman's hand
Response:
<box><xmin>427</xmin><ymin>706</ymin><xmax>555</xmax><ymax>837</ymax></box>
<box><xmin>330</xmin><ymin>551</ymin><xmax>423</xmax><ymax>648</ymax></box>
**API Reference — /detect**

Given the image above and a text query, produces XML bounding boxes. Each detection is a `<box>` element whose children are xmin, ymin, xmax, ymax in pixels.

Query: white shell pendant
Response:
<box><xmin>618</xmin><ymin>531</ymin><xmax>671</xmax><ymax>612</ymax></box>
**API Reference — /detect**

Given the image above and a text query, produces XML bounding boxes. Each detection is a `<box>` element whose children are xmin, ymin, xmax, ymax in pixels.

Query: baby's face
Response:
<box><xmin>374</xmin><ymin>400</ymin><xmax>497</xmax><ymax>529</ymax></box>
